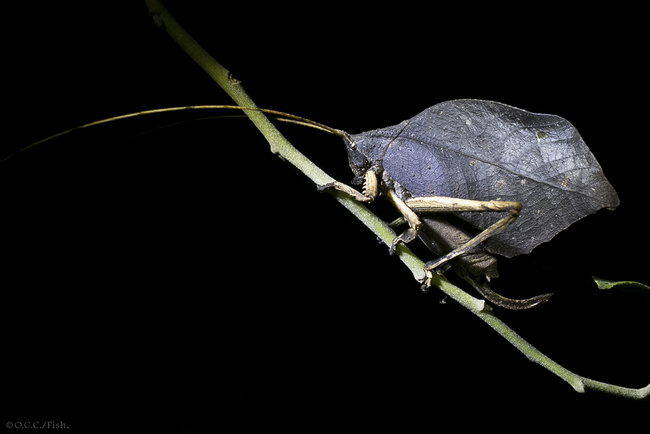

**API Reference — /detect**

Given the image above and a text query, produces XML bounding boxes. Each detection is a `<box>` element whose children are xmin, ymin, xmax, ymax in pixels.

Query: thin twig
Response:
<box><xmin>144</xmin><ymin>0</ymin><xmax>649</xmax><ymax>399</ymax></box>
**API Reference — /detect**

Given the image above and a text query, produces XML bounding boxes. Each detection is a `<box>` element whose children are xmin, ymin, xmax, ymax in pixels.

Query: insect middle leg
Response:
<box><xmin>393</xmin><ymin>194</ymin><xmax>522</xmax><ymax>271</ymax></box>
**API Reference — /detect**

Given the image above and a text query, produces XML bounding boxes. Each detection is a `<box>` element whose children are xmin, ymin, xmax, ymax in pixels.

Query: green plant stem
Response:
<box><xmin>144</xmin><ymin>0</ymin><xmax>649</xmax><ymax>400</ymax></box>
<box><xmin>143</xmin><ymin>0</ymin><xmax>428</xmax><ymax>284</ymax></box>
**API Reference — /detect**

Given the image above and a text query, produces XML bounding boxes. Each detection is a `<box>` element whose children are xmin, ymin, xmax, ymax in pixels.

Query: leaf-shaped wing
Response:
<box><xmin>358</xmin><ymin>99</ymin><xmax>619</xmax><ymax>257</ymax></box>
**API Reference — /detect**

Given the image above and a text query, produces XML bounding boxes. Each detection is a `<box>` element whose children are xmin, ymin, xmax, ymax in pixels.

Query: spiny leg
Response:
<box><xmin>318</xmin><ymin>169</ymin><xmax>379</xmax><ymax>203</ymax></box>
<box><xmin>410</xmin><ymin>201</ymin><xmax>552</xmax><ymax>310</ymax></box>
<box><xmin>455</xmin><ymin>268</ymin><xmax>552</xmax><ymax>310</ymax></box>
<box><xmin>368</xmin><ymin>191</ymin><xmax>550</xmax><ymax>309</ymax></box>
<box><xmin>422</xmin><ymin>209</ymin><xmax>519</xmax><ymax>271</ymax></box>
<box><xmin>386</xmin><ymin>190</ymin><xmax>421</xmax><ymax>252</ymax></box>
<box><xmin>404</xmin><ymin>196</ymin><xmax>522</xmax><ymax>272</ymax></box>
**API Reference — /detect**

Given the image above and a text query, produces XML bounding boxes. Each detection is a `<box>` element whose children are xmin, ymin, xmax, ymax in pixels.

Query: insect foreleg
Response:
<box><xmin>318</xmin><ymin>170</ymin><xmax>378</xmax><ymax>203</ymax></box>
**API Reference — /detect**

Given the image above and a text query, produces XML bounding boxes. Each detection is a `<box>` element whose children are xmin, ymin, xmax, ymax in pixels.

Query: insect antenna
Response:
<box><xmin>1</xmin><ymin>105</ymin><xmax>350</xmax><ymax>164</ymax></box>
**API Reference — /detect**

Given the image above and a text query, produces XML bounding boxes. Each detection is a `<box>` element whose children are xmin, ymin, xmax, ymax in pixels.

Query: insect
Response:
<box><xmin>7</xmin><ymin>100</ymin><xmax>619</xmax><ymax>310</ymax></box>
<box><xmin>322</xmin><ymin>99</ymin><xmax>619</xmax><ymax>309</ymax></box>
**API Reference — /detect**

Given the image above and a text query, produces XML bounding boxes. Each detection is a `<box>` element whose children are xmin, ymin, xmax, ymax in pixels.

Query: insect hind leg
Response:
<box><xmin>404</xmin><ymin>196</ymin><xmax>521</xmax><ymax>271</ymax></box>
<box><xmin>456</xmin><ymin>268</ymin><xmax>552</xmax><ymax>310</ymax></box>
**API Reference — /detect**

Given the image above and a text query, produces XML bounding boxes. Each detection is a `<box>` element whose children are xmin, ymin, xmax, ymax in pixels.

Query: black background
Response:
<box><xmin>3</xmin><ymin>2</ymin><xmax>648</xmax><ymax>432</ymax></box>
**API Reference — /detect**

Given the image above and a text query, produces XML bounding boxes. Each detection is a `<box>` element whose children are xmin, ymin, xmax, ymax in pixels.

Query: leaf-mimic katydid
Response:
<box><xmin>322</xmin><ymin>99</ymin><xmax>619</xmax><ymax>309</ymax></box>
<box><xmin>5</xmin><ymin>99</ymin><xmax>619</xmax><ymax>309</ymax></box>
